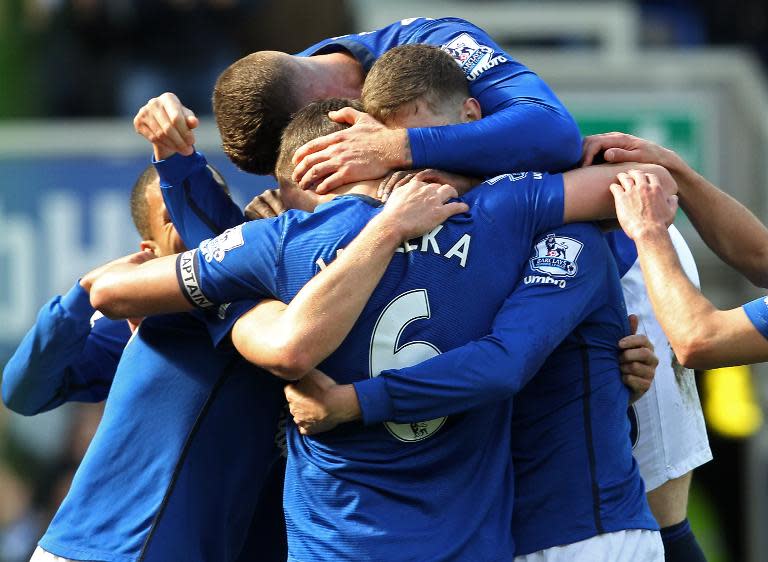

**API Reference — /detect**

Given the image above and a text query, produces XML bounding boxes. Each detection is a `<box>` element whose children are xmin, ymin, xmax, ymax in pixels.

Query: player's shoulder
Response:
<box><xmin>468</xmin><ymin>171</ymin><xmax>561</xmax><ymax>210</ymax></box>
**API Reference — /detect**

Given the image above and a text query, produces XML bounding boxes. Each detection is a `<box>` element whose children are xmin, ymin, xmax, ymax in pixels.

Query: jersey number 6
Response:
<box><xmin>369</xmin><ymin>289</ymin><xmax>447</xmax><ymax>442</ymax></box>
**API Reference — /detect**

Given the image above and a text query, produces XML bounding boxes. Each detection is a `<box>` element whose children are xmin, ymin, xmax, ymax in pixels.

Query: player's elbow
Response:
<box><xmin>235</xmin><ymin>337</ymin><xmax>313</xmax><ymax>381</ymax></box>
<box><xmin>265</xmin><ymin>346</ymin><xmax>315</xmax><ymax>381</ymax></box>
<box><xmin>1</xmin><ymin>375</ymin><xmax>37</xmax><ymax>416</ymax></box>
<box><xmin>673</xmin><ymin>330</ymin><xmax>719</xmax><ymax>370</ymax></box>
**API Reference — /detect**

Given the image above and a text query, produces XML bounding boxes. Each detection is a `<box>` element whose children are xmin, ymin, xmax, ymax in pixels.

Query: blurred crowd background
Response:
<box><xmin>1</xmin><ymin>1</ymin><xmax>768</xmax><ymax>561</ymax></box>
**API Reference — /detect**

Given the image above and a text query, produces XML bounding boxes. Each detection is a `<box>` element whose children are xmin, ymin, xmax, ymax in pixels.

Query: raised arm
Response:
<box><xmin>583</xmin><ymin>131</ymin><xmax>768</xmax><ymax>288</ymax></box>
<box><xmin>611</xmin><ymin>169</ymin><xmax>768</xmax><ymax>369</ymax></box>
<box><xmin>134</xmin><ymin>93</ymin><xmax>245</xmax><ymax>247</ymax></box>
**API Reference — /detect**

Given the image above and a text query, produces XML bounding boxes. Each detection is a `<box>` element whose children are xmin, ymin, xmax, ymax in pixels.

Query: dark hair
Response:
<box><xmin>130</xmin><ymin>163</ymin><xmax>230</xmax><ymax>239</ymax></box>
<box><xmin>213</xmin><ymin>51</ymin><xmax>302</xmax><ymax>175</ymax></box>
<box><xmin>130</xmin><ymin>165</ymin><xmax>159</xmax><ymax>239</ymax></box>
<box><xmin>362</xmin><ymin>44</ymin><xmax>469</xmax><ymax>121</ymax></box>
<box><xmin>275</xmin><ymin>98</ymin><xmax>362</xmax><ymax>185</ymax></box>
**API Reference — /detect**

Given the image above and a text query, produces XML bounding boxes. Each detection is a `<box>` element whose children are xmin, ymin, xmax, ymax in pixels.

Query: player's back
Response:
<box><xmin>274</xmin><ymin>174</ymin><xmax>564</xmax><ymax>561</ymax></box>
<box><xmin>40</xmin><ymin>313</ymin><xmax>284</xmax><ymax>562</ymax></box>
<box><xmin>509</xmin><ymin>236</ymin><xmax>658</xmax><ymax>555</ymax></box>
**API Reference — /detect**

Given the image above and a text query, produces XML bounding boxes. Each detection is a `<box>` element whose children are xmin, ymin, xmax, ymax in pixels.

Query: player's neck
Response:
<box><xmin>317</xmin><ymin>180</ymin><xmax>380</xmax><ymax>204</ymax></box>
<box><xmin>297</xmin><ymin>52</ymin><xmax>364</xmax><ymax>100</ymax></box>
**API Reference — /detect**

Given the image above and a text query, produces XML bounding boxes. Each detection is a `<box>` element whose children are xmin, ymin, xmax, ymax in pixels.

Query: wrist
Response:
<box><xmin>327</xmin><ymin>384</ymin><xmax>361</xmax><ymax>424</ymax></box>
<box><xmin>370</xmin><ymin>212</ymin><xmax>409</xmax><ymax>248</ymax></box>
<box><xmin>633</xmin><ymin>223</ymin><xmax>671</xmax><ymax>246</ymax></box>
<box><xmin>391</xmin><ymin>129</ymin><xmax>412</xmax><ymax>168</ymax></box>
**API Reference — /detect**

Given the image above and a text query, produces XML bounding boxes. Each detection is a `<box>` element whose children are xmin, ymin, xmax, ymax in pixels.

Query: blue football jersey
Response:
<box><xmin>351</xmin><ymin>223</ymin><xmax>657</xmax><ymax>553</ymax></box>
<box><xmin>38</xmin><ymin>312</ymin><xmax>285</xmax><ymax>562</ymax></box>
<box><xmin>176</xmin><ymin>173</ymin><xmax>563</xmax><ymax>561</ymax></box>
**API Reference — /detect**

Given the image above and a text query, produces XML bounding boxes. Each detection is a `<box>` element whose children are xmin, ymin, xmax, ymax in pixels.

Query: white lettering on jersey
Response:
<box><xmin>178</xmin><ymin>250</ymin><xmax>214</xmax><ymax>309</ymax></box>
<box><xmin>444</xmin><ymin>234</ymin><xmax>471</xmax><ymax>268</ymax></box>
<box><xmin>200</xmin><ymin>225</ymin><xmax>244</xmax><ymax>263</ymax></box>
<box><xmin>420</xmin><ymin>225</ymin><xmax>443</xmax><ymax>253</ymax></box>
<box><xmin>486</xmin><ymin>172</ymin><xmax>530</xmax><ymax>185</ymax></box>
<box><xmin>529</xmin><ymin>234</ymin><xmax>584</xmax><ymax>278</ymax></box>
<box><xmin>441</xmin><ymin>33</ymin><xmax>508</xmax><ymax>81</ymax></box>
<box><xmin>523</xmin><ymin>275</ymin><xmax>567</xmax><ymax>289</ymax></box>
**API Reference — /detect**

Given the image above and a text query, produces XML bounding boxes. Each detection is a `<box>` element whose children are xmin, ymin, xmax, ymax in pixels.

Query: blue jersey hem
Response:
<box><xmin>38</xmin><ymin>537</ymin><xmax>139</xmax><ymax>562</ymax></box>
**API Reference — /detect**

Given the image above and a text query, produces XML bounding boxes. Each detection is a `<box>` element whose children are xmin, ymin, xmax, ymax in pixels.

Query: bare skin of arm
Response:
<box><xmin>90</xmin><ymin>181</ymin><xmax>468</xmax><ymax>380</ymax></box>
<box><xmin>611</xmin><ymin>169</ymin><xmax>768</xmax><ymax>369</ymax></box>
<box><xmin>583</xmin><ymin>131</ymin><xmax>768</xmax><ymax>288</ymax></box>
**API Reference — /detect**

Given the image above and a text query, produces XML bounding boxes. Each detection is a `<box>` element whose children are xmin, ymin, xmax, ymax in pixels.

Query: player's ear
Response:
<box><xmin>461</xmin><ymin>98</ymin><xmax>481</xmax><ymax>122</ymax></box>
<box><xmin>140</xmin><ymin>240</ymin><xmax>159</xmax><ymax>255</ymax></box>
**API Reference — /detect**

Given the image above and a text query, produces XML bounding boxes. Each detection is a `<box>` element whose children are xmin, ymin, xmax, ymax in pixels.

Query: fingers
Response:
<box><xmin>618</xmin><ymin>333</ymin><xmax>654</xmax><ymax>351</ymax></box>
<box><xmin>327</xmin><ymin>107</ymin><xmax>367</xmax><ymax>126</ymax></box>
<box><xmin>620</xmin><ymin>346</ymin><xmax>659</xmax><ymax>369</ymax></box>
<box><xmin>292</xmin><ymin>130</ymin><xmax>345</xmax><ymax>168</ymax></box>
<box><xmin>292</xmin><ymin>149</ymin><xmax>337</xmax><ymax>189</ymax></box>
<box><xmin>378</xmin><ymin>171</ymin><xmax>414</xmax><ymax>200</ymax></box>
<box><xmin>628</xmin><ymin>314</ymin><xmax>639</xmax><ymax>335</ymax></box>
<box><xmin>244</xmin><ymin>189</ymin><xmax>284</xmax><ymax>220</ymax></box>
<box><xmin>439</xmin><ymin>201</ymin><xmax>470</xmax><ymax>220</ymax></box>
<box><xmin>315</xmin><ymin>170</ymin><xmax>349</xmax><ymax>195</ymax></box>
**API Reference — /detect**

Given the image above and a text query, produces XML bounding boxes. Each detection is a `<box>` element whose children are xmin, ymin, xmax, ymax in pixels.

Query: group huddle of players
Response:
<box><xmin>4</xmin><ymin>16</ymin><xmax>733</xmax><ymax>562</ymax></box>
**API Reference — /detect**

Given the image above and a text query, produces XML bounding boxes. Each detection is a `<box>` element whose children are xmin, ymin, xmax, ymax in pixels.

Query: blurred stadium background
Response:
<box><xmin>1</xmin><ymin>1</ymin><xmax>767</xmax><ymax>561</ymax></box>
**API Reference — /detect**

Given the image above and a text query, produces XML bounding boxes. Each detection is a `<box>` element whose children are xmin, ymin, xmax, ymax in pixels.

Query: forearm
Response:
<box><xmin>409</xmin><ymin>103</ymin><xmax>582</xmax><ymax>175</ymax></box>
<box><xmin>233</xmin><ymin>213</ymin><xmax>404</xmax><ymax>378</ymax></box>
<box><xmin>672</xmin><ymin>163</ymin><xmax>768</xmax><ymax>287</ymax></box>
<box><xmin>633</xmin><ymin>226</ymin><xmax>725</xmax><ymax>366</ymax></box>
<box><xmin>90</xmin><ymin>256</ymin><xmax>191</xmax><ymax>319</ymax></box>
<box><xmin>156</xmin><ymin>151</ymin><xmax>245</xmax><ymax>247</ymax></box>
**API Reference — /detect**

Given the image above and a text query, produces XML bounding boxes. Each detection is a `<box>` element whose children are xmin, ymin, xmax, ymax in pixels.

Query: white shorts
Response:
<box><xmin>30</xmin><ymin>546</ymin><xmax>79</xmax><ymax>562</ymax></box>
<box><xmin>514</xmin><ymin>529</ymin><xmax>664</xmax><ymax>562</ymax></box>
<box><xmin>622</xmin><ymin>225</ymin><xmax>712</xmax><ymax>491</ymax></box>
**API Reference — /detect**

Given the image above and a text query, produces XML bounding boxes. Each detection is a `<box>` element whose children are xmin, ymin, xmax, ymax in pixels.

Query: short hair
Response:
<box><xmin>362</xmin><ymin>44</ymin><xmax>469</xmax><ymax>122</ymax></box>
<box><xmin>130</xmin><ymin>164</ymin><xmax>230</xmax><ymax>239</ymax></box>
<box><xmin>213</xmin><ymin>51</ymin><xmax>301</xmax><ymax>175</ymax></box>
<box><xmin>275</xmin><ymin>98</ymin><xmax>362</xmax><ymax>185</ymax></box>
<box><xmin>130</xmin><ymin>165</ymin><xmax>159</xmax><ymax>239</ymax></box>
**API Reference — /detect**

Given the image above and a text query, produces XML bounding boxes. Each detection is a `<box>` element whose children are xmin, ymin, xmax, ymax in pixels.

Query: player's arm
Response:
<box><xmin>230</xmin><ymin>182</ymin><xmax>468</xmax><ymax>379</ymax></box>
<box><xmin>285</xmin><ymin>225</ymin><xmax>638</xmax><ymax>433</ymax></box>
<box><xmin>292</xmin><ymin>18</ymin><xmax>582</xmax><ymax>194</ymax></box>
<box><xmin>584</xmin><ymin>131</ymin><xmax>768</xmax><ymax>288</ymax></box>
<box><xmin>0</xmin><ymin>256</ymin><xmax>147</xmax><ymax>415</ymax></box>
<box><xmin>135</xmin><ymin>93</ymin><xmax>245</xmax><ymax>247</ymax></box>
<box><xmin>562</xmin><ymin>162</ymin><xmax>678</xmax><ymax>223</ymax></box>
<box><xmin>612</xmin><ymin>170</ymin><xmax>768</xmax><ymax>369</ymax></box>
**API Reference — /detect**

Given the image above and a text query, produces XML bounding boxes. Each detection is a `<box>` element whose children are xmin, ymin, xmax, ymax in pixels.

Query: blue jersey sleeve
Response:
<box><xmin>154</xmin><ymin>151</ymin><xmax>245</xmax><ymax>248</ymax></box>
<box><xmin>743</xmin><ymin>296</ymin><xmax>768</xmax><ymax>340</ymax></box>
<box><xmin>300</xmin><ymin>17</ymin><xmax>581</xmax><ymax>174</ymax></box>
<box><xmin>176</xmin><ymin>219</ymin><xmax>283</xmax><ymax>308</ymax></box>
<box><xmin>354</xmin><ymin>223</ymin><xmax>612</xmax><ymax>424</ymax></box>
<box><xmin>473</xmin><ymin>172</ymin><xmax>565</xmax><ymax>244</ymax></box>
<box><xmin>2</xmin><ymin>282</ymin><xmax>129</xmax><ymax>415</ymax></box>
<box><xmin>406</xmin><ymin>18</ymin><xmax>582</xmax><ymax>174</ymax></box>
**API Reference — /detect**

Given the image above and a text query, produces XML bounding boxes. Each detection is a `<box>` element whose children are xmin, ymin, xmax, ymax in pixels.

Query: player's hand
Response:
<box><xmin>291</xmin><ymin>107</ymin><xmax>411</xmax><ymax>194</ymax></box>
<box><xmin>378</xmin><ymin>169</ymin><xmax>480</xmax><ymax>202</ymax></box>
<box><xmin>244</xmin><ymin>189</ymin><xmax>286</xmax><ymax>221</ymax></box>
<box><xmin>80</xmin><ymin>250</ymin><xmax>157</xmax><ymax>293</ymax></box>
<box><xmin>134</xmin><ymin>92</ymin><xmax>199</xmax><ymax>161</ymax></box>
<box><xmin>284</xmin><ymin>370</ymin><xmax>361</xmax><ymax>435</ymax></box>
<box><xmin>610</xmin><ymin>170</ymin><xmax>679</xmax><ymax>240</ymax></box>
<box><xmin>379</xmin><ymin>179</ymin><xmax>469</xmax><ymax>241</ymax></box>
<box><xmin>619</xmin><ymin>315</ymin><xmax>658</xmax><ymax>403</ymax></box>
<box><xmin>581</xmin><ymin>132</ymin><xmax>682</xmax><ymax>169</ymax></box>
